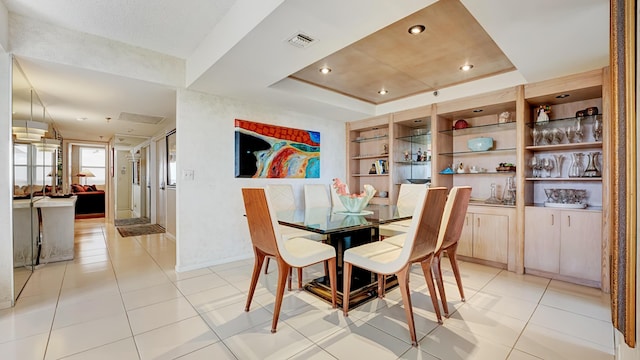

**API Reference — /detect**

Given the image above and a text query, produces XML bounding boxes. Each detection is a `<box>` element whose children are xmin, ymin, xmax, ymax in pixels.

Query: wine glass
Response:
<box><xmin>593</xmin><ymin>117</ymin><xmax>603</xmax><ymax>141</ymax></box>
<box><xmin>532</xmin><ymin>127</ymin><xmax>542</xmax><ymax>146</ymax></box>
<box><xmin>551</xmin><ymin>127</ymin><xmax>565</xmax><ymax>144</ymax></box>
<box><xmin>541</xmin><ymin>128</ymin><xmax>552</xmax><ymax>145</ymax></box>
<box><xmin>528</xmin><ymin>156</ymin><xmax>539</xmax><ymax>177</ymax></box>
<box><xmin>542</xmin><ymin>157</ymin><xmax>554</xmax><ymax>178</ymax></box>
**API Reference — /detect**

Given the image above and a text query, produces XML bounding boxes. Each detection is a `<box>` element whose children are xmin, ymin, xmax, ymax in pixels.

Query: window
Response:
<box><xmin>79</xmin><ymin>147</ymin><xmax>106</xmax><ymax>185</ymax></box>
<box><xmin>13</xmin><ymin>143</ymin><xmax>55</xmax><ymax>188</ymax></box>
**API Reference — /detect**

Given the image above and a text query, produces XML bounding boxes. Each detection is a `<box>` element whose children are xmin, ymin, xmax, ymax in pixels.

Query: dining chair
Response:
<box><xmin>432</xmin><ymin>186</ymin><xmax>472</xmax><ymax>317</ymax></box>
<box><xmin>264</xmin><ymin>184</ymin><xmax>325</xmax><ymax>289</ymax></box>
<box><xmin>304</xmin><ymin>184</ymin><xmax>331</xmax><ymax>209</ymax></box>
<box><xmin>342</xmin><ymin>186</ymin><xmax>447</xmax><ymax>346</ymax></box>
<box><xmin>242</xmin><ymin>188</ymin><xmax>338</xmax><ymax>333</ymax></box>
<box><xmin>379</xmin><ymin>183</ymin><xmax>427</xmax><ymax>238</ymax></box>
<box><xmin>383</xmin><ymin>186</ymin><xmax>472</xmax><ymax>317</ymax></box>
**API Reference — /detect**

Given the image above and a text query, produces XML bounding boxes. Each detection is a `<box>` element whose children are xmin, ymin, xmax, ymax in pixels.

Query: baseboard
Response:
<box><xmin>75</xmin><ymin>213</ymin><xmax>105</xmax><ymax>219</ymax></box>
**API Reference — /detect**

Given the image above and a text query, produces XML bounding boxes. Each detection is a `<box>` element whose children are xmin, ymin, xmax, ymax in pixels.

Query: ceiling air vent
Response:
<box><xmin>118</xmin><ymin>112</ymin><xmax>165</xmax><ymax>125</ymax></box>
<box><xmin>287</xmin><ymin>32</ymin><xmax>317</xmax><ymax>48</ymax></box>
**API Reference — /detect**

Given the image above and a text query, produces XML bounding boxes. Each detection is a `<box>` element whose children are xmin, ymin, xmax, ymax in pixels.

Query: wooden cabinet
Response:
<box><xmin>456</xmin><ymin>205</ymin><xmax>514</xmax><ymax>268</ymax></box>
<box><xmin>524</xmin><ymin>206</ymin><xmax>602</xmax><ymax>284</ymax></box>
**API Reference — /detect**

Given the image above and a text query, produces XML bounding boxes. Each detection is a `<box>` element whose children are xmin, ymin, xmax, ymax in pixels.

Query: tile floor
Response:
<box><xmin>0</xmin><ymin>218</ymin><xmax>615</xmax><ymax>359</ymax></box>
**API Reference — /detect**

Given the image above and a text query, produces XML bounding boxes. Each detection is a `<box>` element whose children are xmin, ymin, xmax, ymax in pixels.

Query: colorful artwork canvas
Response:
<box><xmin>235</xmin><ymin>119</ymin><xmax>320</xmax><ymax>178</ymax></box>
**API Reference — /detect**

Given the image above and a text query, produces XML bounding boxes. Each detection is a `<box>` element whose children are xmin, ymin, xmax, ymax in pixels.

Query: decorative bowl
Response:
<box><xmin>454</xmin><ymin>119</ymin><xmax>469</xmax><ymax>129</ymax></box>
<box><xmin>467</xmin><ymin>137</ymin><xmax>494</xmax><ymax>152</ymax></box>
<box><xmin>337</xmin><ymin>184</ymin><xmax>376</xmax><ymax>213</ymax></box>
<box><xmin>407</xmin><ymin>178</ymin><xmax>429</xmax><ymax>184</ymax></box>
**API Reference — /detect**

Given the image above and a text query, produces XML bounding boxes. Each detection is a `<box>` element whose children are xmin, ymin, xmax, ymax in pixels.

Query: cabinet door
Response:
<box><xmin>472</xmin><ymin>214</ymin><xmax>508</xmax><ymax>263</ymax></box>
<box><xmin>524</xmin><ymin>207</ymin><xmax>560</xmax><ymax>273</ymax></box>
<box><xmin>456</xmin><ymin>213</ymin><xmax>473</xmax><ymax>257</ymax></box>
<box><xmin>559</xmin><ymin>210</ymin><xmax>602</xmax><ymax>282</ymax></box>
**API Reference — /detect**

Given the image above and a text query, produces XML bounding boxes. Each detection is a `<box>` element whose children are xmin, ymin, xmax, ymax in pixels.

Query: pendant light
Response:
<box><xmin>12</xmin><ymin>120</ymin><xmax>48</xmax><ymax>142</ymax></box>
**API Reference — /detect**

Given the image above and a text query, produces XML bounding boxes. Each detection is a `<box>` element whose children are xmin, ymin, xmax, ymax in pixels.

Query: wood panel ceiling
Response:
<box><xmin>289</xmin><ymin>0</ymin><xmax>515</xmax><ymax>105</ymax></box>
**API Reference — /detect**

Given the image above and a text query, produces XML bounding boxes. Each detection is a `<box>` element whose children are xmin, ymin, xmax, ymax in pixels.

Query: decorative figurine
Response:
<box><xmin>404</xmin><ymin>150</ymin><xmax>410</xmax><ymax>161</ymax></box>
<box><xmin>382</xmin><ymin>143</ymin><xmax>388</xmax><ymax>155</ymax></box>
<box><xmin>416</xmin><ymin>148</ymin><xmax>422</xmax><ymax>162</ymax></box>
<box><xmin>536</xmin><ymin>105</ymin><xmax>550</xmax><ymax>123</ymax></box>
<box><xmin>457</xmin><ymin>163</ymin><xmax>465</xmax><ymax>173</ymax></box>
<box><xmin>369</xmin><ymin>163</ymin><xmax>377</xmax><ymax>174</ymax></box>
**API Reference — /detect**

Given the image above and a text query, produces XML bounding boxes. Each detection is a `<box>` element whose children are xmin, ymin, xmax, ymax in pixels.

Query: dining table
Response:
<box><xmin>275</xmin><ymin>204</ymin><xmax>413</xmax><ymax>309</ymax></box>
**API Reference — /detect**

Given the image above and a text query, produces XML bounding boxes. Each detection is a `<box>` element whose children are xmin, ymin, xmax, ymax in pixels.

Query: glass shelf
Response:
<box><xmin>441</xmin><ymin>171</ymin><xmax>516</xmax><ymax>175</ymax></box>
<box><xmin>352</xmin><ymin>173</ymin><xmax>389</xmax><ymax>177</ymax></box>
<box><xmin>526</xmin><ymin>114</ymin><xmax>602</xmax><ymax>128</ymax></box>
<box><xmin>438</xmin><ymin>148</ymin><xmax>517</xmax><ymax>156</ymax></box>
<box><xmin>352</xmin><ymin>134</ymin><xmax>388</xmax><ymax>143</ymax></box>
<box><xmin>395</xmin><ymin>134</ymin><xmax>431</xmax><ymax>145</ymax></box>
<box><xmin>525</xmin><ymin>177</ymin><xmax>602</xmax><ymax>181</ymax></box>
<box><xmin>352</xmin><ymin>154</ymin><xmax>389</xmax><ymax>160</ymax></box>
<box><xmin>394</xmin><ymin>161</ymin><xmax>431</xmax><ymax>165</ymax></box>
<box><xmin>439</xmin><ymin>121</ymin><xmax>516</xmax><ymax>136</ymax></box>
<box><xmin>525</xmin><ymin>142</ymin><xmax>602</xmax><ymax>151</ymax></box>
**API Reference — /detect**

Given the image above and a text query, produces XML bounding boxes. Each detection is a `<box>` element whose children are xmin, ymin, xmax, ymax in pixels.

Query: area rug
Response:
<box><xmin>117</xmin><ymin>223</ymin><xmax>165</xmax><ymax>237</ymax></box>
<box><xmin>115</xmin><ymin>217</ymin><xmax>150</xmax><ymax>226</ymax></box>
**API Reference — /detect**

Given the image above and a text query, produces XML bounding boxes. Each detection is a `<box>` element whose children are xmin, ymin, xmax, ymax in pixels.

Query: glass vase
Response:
<box><xmin>568</xmin><ymin>152</ymin><xmax>585</xmax><ymax>178</ymax></box>
<box><xmin>552</xmin><ymin>154</ymin><xmax>565</xmax><ymax>178</ymax></box>
<box><xmin>583</xmin><ymin>152</ymin><xmax>599</xmax><ymax>177</ymax></box>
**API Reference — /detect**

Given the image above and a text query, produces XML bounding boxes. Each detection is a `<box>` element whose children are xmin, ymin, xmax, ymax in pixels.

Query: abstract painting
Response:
<box><xmin>235</xmin><ymin>119</ymin><xmax>320</xmax><ymax>178</ymax></box>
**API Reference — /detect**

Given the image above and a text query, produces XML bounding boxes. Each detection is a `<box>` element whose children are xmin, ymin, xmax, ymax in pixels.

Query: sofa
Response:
<box><xmin>71</xmin><ymin>184</ymin><xmax>105</xmax><ymax>216</ymax></box>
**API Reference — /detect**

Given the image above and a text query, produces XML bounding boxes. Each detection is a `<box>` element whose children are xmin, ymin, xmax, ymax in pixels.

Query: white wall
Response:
<box><xmin>0</xmin><ymin>51</ymin><xmax>13</xmax><ymax>308</ymax></box>
<box><xmin>115</xmin><ymin>150</ymin><xmax>131</xmax><ymax>214</ymax></box>
<box><xmin>175</xmin><ymin>88</ymin><xmax>346</xmax><ymax>271</ymax></box>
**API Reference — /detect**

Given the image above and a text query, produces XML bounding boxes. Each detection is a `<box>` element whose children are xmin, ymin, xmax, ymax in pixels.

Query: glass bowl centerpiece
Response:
<box><xmin>332</xmin><ymin>178</ymin><xmax>376</xmax><ymax>213</ymax></box>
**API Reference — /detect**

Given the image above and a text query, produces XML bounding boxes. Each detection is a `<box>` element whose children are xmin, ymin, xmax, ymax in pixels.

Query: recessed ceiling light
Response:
<box><xmin>408</xmin><ymin>25</ymin><xmax>426</xmax><ymax>34</ymax></box>
<box><xmin>460</xmin><ymin>64</ymin><xmax>474</xmax><ymax>71</ymax></box>
<box><xmin>76</xmin><ymin>117</ymin><xmax>87</xmax><ymax>121</ymax></box>
<box><xmin>473</xmin><ymin>109</ymin><xmax>483</xmax><ymax>113</ymax></box>
<box><xmin>556</xmin><ymin>94</ymin><xmax>570</xmax><ymax>99</ymax></box>
<box><xmin>319</xmin><ymin>67</ymin><xmax>331</xmax><ymax>74</ymax></box>
<box><xmin>378</xmin><ymin>89</ymin><xmax>389</xmax><ymax>95</ymax></box>
<box><xmin>414</xmin><ymin>119</ymin><xmax>422</xmax><ymax>123</ymax></box>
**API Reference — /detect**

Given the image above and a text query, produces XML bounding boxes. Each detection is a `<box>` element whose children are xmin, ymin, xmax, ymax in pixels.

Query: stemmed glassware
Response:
<box><xmin>593</xmin><ymin>117</ymin><xmax>603</xmax><ymax>142</ymax></box>
<box><xmin>551</xmin><ymin>127</ymin><xmax>565</xmax><ymax>144</ymax></box>
<box><xmin>552</xmin><ymin>154</ymin><xmax>565</xmax><ymax>178</ymax></box>
<box><xmin>528</xmin><ymin>156</ymin><xmax>539</xmax><ymax>177</ymax></box>
<box><xmin>542</xmin><ymin>157</ymin><xmax>554</xmax><ymax>178</ymax></box>
<box><xmin>532</xmin><ymin>128</ymin><xmax>542</xmax><ymax>146</ymax></box>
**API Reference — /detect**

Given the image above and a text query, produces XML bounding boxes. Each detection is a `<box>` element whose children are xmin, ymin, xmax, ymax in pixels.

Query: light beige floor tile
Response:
<box><xmin>115</xmin><ymin>271</ymin><xmax>173</xmax><ymax>293</ymax></box>
<box><xmin>515</xmin><ymin>323</ymin><xmax>614</xmax><ymax>360</ymax></box>
<box><xmin>134</xmin><ymin>316</ymin><xmax>220</xmax><ymax>360</ymax></box>
<box><xmin>254</xmin><ymin>287</ymin><xmax>322</xmax><ymax>315</ymax></box>
<box><xmin>288</xmin><ymin>344</ymin><xmax>338</xmax><ymax>360</ymax></box>
<box><xmin>282</xmin><ymin>304</ymin><xmax>353</xmax><ymax>342</ymax></box>
<box><xmin>175</xmin><ymin>342</ymin><xmax>236</xmax><ymax>359</ymax></box>
<box><xmin>185</xmin><ymin>283</ymin><xmax>245</xmax><ymax>313</ymax></box>
<box><xmin>53</xmin><ymin>291</ymin><xmax>126</xmax><ymax>329</ymax></box>
<box><xmin>175</xmin><ymin>273</ymin><xmax>228</xmax><ymax>295</ymax></box>
<box><xmin>61</xmin><ymin>337</ymin><xmax>140</xmax><ymax>360</ymax></box>
<box><xmin>121</xmin><ymin>282</ymin><xmax>182</xmax><ymax>310</ymax></box>
<box><xmin>200</xmin><ymin>300</ymin><xmax>272</xmax><ymax>339</ymax></box>
<box><xmin>0</xmin><ymin>333</ymin><xmax>48</xmax><ymax>360</ymax></box>
<box><xmin>420</xmin><ymin>325</ymin><xmax>512</xmax><ymax>360</ymax></box>
<box><xmin>165</xmin><ymin>267</ymin><xmax>213</xmax><ymax>283</ymax></box>
<box><xmin>481</xmin><ymin>271</ymin><xmax>549</xmax><ymax>303</ymax></box>
<box><xmin>466</xmin><ymin>290</ymin><xmax>538</xmax><ymax>321</ymax></box>
<box><xmin>45</xmin><ymin>312</ymin><xmax>132</xmax><ymax>360</ymax></box>
<box><xmin>359</xmin><ymin>301</ymin><xmax>441</xmax><ymax>344</ymax></box>
<box><xmin>316</xmin><ymin>321</ymin><xmax>413</xmax><ymax>359</ymax></box>
<box><xmin>443</xmin><ymin>304</ymin><xmax>527</xmax><ymax>348</ymax></box>
<box><xmin>0</xmin><ymin>299</ymin><xmax>56</xmax><ymax>343</ymax></box>
<box><xmin>223</xmin><ymin>321</ymin><xmax>315</xmax><ymax>360</ymax></box>
<box><xmin>507</xmin><ymin>349</ymin><xmax>543</xmax><ymax>360</ymax></box>
<box><xmin>398</xmin><ymin>347</ymin><xmax>441</xmax><ymax>360</ymax></box>
<box><xmin>541</xmin><ymin>281</ymin><xmax>610</xmax><ymax>322</ymax></box>
<box><xmin>127</xmin><ymin>297</ymin><xmax>198</xmax><ymax>335</ymax></box>
<box><xmin>528</xmin><ymin>304</ymin><xmax>614</xmax><ymax>349</ymax></box>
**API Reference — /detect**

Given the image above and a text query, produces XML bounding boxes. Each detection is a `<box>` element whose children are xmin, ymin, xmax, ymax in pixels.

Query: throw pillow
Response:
<box><xmin>71</xmin><ymin>184</ymin><xmax>84</xmax><ymax>193</ymax></box>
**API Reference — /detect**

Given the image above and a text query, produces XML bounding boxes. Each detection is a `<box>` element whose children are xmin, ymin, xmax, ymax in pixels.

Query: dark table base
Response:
<box><xmin>304</xmin><ymin>226</ymin><xmax>399</xmax><ymax>309</ymax></box>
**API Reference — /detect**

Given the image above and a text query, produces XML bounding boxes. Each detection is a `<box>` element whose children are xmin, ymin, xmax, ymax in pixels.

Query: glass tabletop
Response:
<box><xmin>276</xmin><ymin>204</ymin><xmax>412</xmax><ymax>234</ymax></box>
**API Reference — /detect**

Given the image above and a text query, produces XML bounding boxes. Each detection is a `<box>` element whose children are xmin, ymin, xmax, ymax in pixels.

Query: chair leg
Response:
<box><xmin>327</xmin><ymin>258</ymin><xmax>337</xmax><ymax>308</ymax></box>
<box><xmin>433</xmin><ymin>254</ymin><xmax>449</xmax><ymax>317</ymax></box>
<box><xmin>297</xmin><ymin>267</ymin><xmax>303</xmax><ymax>289</ymax></box>
<box><xmin>420</xmin><ymin>255</ymin><xmax>443</xmax><ymax>324</ymax></box>
<box><xmin>271</xmin><ymin>258</ymin><xmax>290</xmax><ymax>333</ymax></box>
<box><xmin>447</xmin><ymin>245</ymin><xmax>466</xmax><ymax>301</ymax></box>
<box><xmin>377</xmin><ymin>274</ymin><xmax>385</xmax><ymax>298</ymax></box>
<box><xmin>397</xmin><ymin>266</ymin><xmax>418</xmax><ymax>347</ymax></box>
<box><xmin>342</xmin><ymin>262</ymin><xmax>352</xmax><ymax>316</ymax></box>
<box><xmin>264</xmin><ymin>257</ymin><xmax>270</xmax><ymax>274</ymax></box>
<box><xmin>245</xmin><ymin>249</ymin><xmax>266</xmax><ymax>312</ymax></box>
<box><xmin>288</xmin><ymin>268</ymin><xmax>292</xmax><ymax>291</ymax></box>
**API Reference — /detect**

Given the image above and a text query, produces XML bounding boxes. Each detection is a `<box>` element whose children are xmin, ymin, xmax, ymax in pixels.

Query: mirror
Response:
<box><xmin>166</xmin><ymin>129</ymin><xmax>176</xmax><ymax>187</ymax></box>
<box><xmin>11</xmin><ymin>58</ymin><xmax>35</xmax><ymax>300</ymax></box>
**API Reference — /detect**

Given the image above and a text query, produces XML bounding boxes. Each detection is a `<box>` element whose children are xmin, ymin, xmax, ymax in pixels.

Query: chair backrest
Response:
<box><xmin>438</xmin><ymin>186</ymin><xmax>472</xmax><ymax>250</ymax></box>
<box><xmin>266</xmin><ymin>184</ymin><xmax>296</xmax><ymax>211</ymax></box>
<box><xmin>407</xmin><ymin>187</ymin><xmax>448</xmax><ymax>263</ymax></box>
<box><xmin>330</xmin><ymin>182</ymin><xmax>350</xmax><ymax>211</ymax></box>
<box><xmin>304</xmin><ymin>184</ymin><xmax>331</xmax><ymax>209</ymax></box>
<box><xmin>397</xmin><ymin>184</ymin><xmax>427</xmax><ymax>210</ymax></box>
<box><xmin>242</xmin><ymin>188</ymin><xmax>280</xmax><ymax>257</ymax></box>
